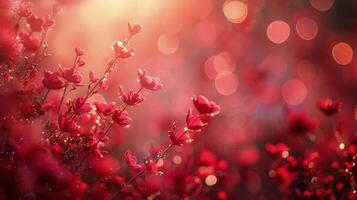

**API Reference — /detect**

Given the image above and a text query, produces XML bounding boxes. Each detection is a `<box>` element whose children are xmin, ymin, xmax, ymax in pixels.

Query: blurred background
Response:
<box><xmin>26</xmin><ymin>0</ymin><xmax>356</xmax><ymax>198</ymax></box>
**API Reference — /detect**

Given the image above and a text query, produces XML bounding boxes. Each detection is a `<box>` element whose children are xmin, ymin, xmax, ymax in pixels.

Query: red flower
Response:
<box><xmin>60</xmin><ymin>66</ymin><xmax>82</xmax><ymax>84</ymax></box>
<box><xmin>288</xmin><ymin>112</ymin><xmax>316</xmax><ymax>135</ymax></box>
<box><xmin>185</xmin><ymin>108</ymin><xmax>207</xmax><ymax>131</ymax></box>
<box><xmin>192</xmin><ymin>95</ymin><xmax>220</xmax><ymax>116</ymax></box>
<box><xmin>88</xmin><ymin>135</ymin><xmax>103</xmax><ymax>158</ymax></box>
<box><xmin>58</xmin><ymin>115</ymin><xmax>78</xmax><ymax>133</ymax></box>
<box><xmin>112</xmin><ymin>41</ymin><xmax>134</xmax><ymax>59</ymax></box>
<box><xmin>112</xmin><ymin>110</ymin><xmax>132</xmax><ymax>127</ymax></box>
<box><xmin>77</xmin><ymin>57</ymin><xmax>86</xmax><ymax>67</ymax></box>
<box><xmin>168</xmin><ymin>123</ymin><xmax>193</xmax><ymax>146</ymax></box>
<box><xmin>94</xmin><ymin>102</ymin><xmax>116</xmax><ymax>116</ymax></box>
<box><xmin>26</xmin><ymin>15</ymin><xmax>45</xmax><ymax>32</ymax></box>
<box><xmin>72</xmin><ymin>97</ymin><xmax>91</xmax><ymax>115</ymax></box>
<box><xmin>124</xmin><ymin>150</ymin><xmax>140</xmax><ymax>168</ymax></box>
<box><xmin>138</xmin><ymin>69</ymin><xmax>163</xmax><ymax>91</ymax></box>
<box><xmin>89</xmin><ymin>71</ymin><xmax>99</xmax><ymax>83</ymax></box>
<box><xmin>118</xmin><ymin>86</ymin><xmax>143</xmax><ymax>106</ymax></box>
<box><xmin>42</xmin><ymin>70</ymin><xmax>66</xmax><ymax>89</ymax></box>
<box><xmin>75</xmin><ymin>47</ymin><xmax>84</xmax><ymax>56</ymax></box>
<box><xmin>21</xmin><ymin>33</ymin><xmax>41</xmax><ymax>52</ymax></box>
<box><xmin>128</xmin><ymin>23</ymin><xmax>142</xmax><ymax>36</ymax></box>
<box><xmin>318</xmin><ymin>98</ymin><xmax>341</xmax><ymax>116</ymax></box>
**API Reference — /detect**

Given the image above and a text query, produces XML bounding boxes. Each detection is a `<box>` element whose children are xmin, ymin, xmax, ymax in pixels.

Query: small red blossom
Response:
<box><xmin>112</xmin><ymin>110</ymin><xmax>132</xmax><ymax>127</ymax></box>
<box><xmin>58</xmin><ymin>115</ymin><xmax>78</xmax><ymax>133</ymax></box>
<box><xmin>168</xmin><ymin>123</ymin><xmax>193</xmax><ymax>146</ymax></box>
<box><xmin>88</xmin><ymin>135</ymin><xmax>103</xmax><ymax>158</ymax></box>
<box><xmin>124</xmin><ymin>150</ymin><xmax>140</xmax><ymax>168</ymax></box>
<box><xmin>26</xmin><ymin>15</ymin><xmax>45</xmax><ymax>32</ymax></box>
<box><xmin>112</xmin><ymin>41</ymin><xmax>134</xmax><ymax>59</ymax></box>
<box><xmin>21</xmin><ymin>33</ymin><xmax>41</xmax><ymax>52</ymax></box>
<box><xmin>75</xmin><ymin>47</ymin><xmax>84</xmax><ymax>56</ymax></box>
<box><xmin>192</xmin><ymin>95</ymin><xmax>220</xmax><ymax>116</ymax></box>
<box><xmin>288</xmin><ymin>112</ymin><xmax>317</xmax><ymax>135</ymax></box>
<box><xmin>318</xmin><ymin>98</ymin><xmax>341</xmax><ymax>116</ymax></box>
<box><xmin>186</xmin><ymin>108</ymin><xmax>207</xmax><ymax>131</ymax></box>
<box><xmin>119</xmin><ymin>86</ymin><xmax>144</xmax><ymax>106</ymax></box>
<box><xmin>60</xmin><ymin>66</ymin><xmax>82</xmax><ymax>84</ymax></box>
<box><xmin>138</xmin><ymin>69</ymin><xmax>163</xmax><ymax>91</ymax></box>
<box><xmin>94</xmin><ymin>102</ymin><xmax>116</xmax><ymax>116</ymax></box>
<box><xmin>42</xmin><ymin>70</ymin><xmax>66</xmax><ymax>89</ymax></box>
<box><xmin>77</xmin><ymin>57</ymin><xmax>86</xmax><ymax>67</ymax></box>
<box><xmin>128</xmin><ymin>23</ymin><xmax>142</xmax><ymax>36</ymax></box>
<box><xmin>89</xmin><ymin>71</ymin><xmax>99</xmax><ymax>83</ymax></box>
<box><xmin>72</xmin><ymin>97</ymin><xmax>91</xmax><ymax>115</ymax></box>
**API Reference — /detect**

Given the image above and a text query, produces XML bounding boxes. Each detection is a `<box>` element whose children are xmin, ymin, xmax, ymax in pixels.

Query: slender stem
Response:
<box><xmin>23</xmin><ymin>28</ymin><xmax>49</xmax><ymax>80</ymax></box>
<box><xmin>126</xmin><ymin>144</ymin><xmax>173</xmax><ymax>186</ymax></box>
<box><xmin>97</xmin><ymin>86</ymin><xmax>143</xmax><ymax>142</ymax></box>
<box><xmin>13</xmin><ymin>16</ymin><xmax>22</xmax><ymax>32</ymax></box>
<box><xmin>84</xmin><ymin>56</ymin><xmax>118</xmax><ymax>101</ymax></box>
<box><xmin>57</xmin><ymin>85</ymin><xmax>68</xmax><ymax>113</ymax></box>
<box><xmin>72</xmin><ymin>55</ymin><xmax>78</xmax><ymax>68</ymax></box>
<box><xmin>41</xmin><ymin>89</ymin><xmax>50</xmax><ymax>104</ymax></box>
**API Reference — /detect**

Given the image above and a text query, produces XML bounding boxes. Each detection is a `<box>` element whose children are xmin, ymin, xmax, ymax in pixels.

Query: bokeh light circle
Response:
<box><xmin>332</xmin><ymin>42</ymin><xmax>353</xmax><ymax>66</ymax></box>
<box><xmin>213</xmin><ymin>52</ymin><xmax>236</xmax><ymax>74</ymax></box>
<box><xmin>204</xmin><ymin>56</ymin><xmax>218</xmax><ymax>80</ymax></box>
<box><xmin>296</xmin><ymin>17</ymin><xmax>318</xmax><ymax>40</ymax></box>
<box><xmin>222</xmin><ymin>1</ymin><xmax>248</xmax><ymax>24</ymax></box>
<box><xmin>157</xmin><ymin>34</ymin><xmax>180</xmax><ymax>55</ymax></box>
<box><xmin>215</xmin><ymin>73</ymin><xmax>239</xmax><ymax>95</ymax></box>
<box><xmin>205</xmin><ymin>174</ymin><xmax>217</xmax><ymax>186</ymax></box>
<box><xmin>267</xmin><ymin>20</ymin><xmax>290</xmax><ymax>44</ymax></box>
<box><xmin>309</xmin><ymin>0</ymin><xmax>334</xmax><ymax>12</ymax></box>
<box><xmin>281</xmin><ymin>79</ymin><xmax>307</xmax><ymax>105</ymax></box>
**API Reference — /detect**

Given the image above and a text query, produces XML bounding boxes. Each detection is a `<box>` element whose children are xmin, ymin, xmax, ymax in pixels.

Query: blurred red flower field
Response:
<box><xmin>0</xmin><ymin>0</ymin><xmax>356</xmax><ymax>199</ymax></box>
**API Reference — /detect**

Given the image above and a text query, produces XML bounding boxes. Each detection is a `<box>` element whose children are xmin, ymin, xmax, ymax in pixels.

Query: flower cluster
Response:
<box><xmin>265</xmin><ymin>99</ymin><xmax>357</xmax><ymax>199</ymax></box>
<box><xmin>0</xmin><ymin>1</ymin><xmax>220</xmax><ymax>199</ymax></box>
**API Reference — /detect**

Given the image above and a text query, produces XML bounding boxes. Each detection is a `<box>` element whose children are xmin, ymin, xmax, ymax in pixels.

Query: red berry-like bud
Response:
<box><xmin>128</xmin><ymin>22</ymin><xmax>142</xmax><ymax>36</ymax></box>
<box><xmin>318</xmin><ymin>98</ymin><xmax>341</xmax><ymax>116</ymax></box>
<box><xmin>42</xmin><ymin>70</ymin><xmax>65</xmax><ymax>89</ymax></box>
<box><xmin>192</xmin><ymin>95</ymin><xmax>220</xmax><ymax>116</ymax></box>
<box><xmin>118</xmin><ymin>85</ymin><xmax>144</xmax><ymax>106</ymax></box>
<box><xmin>124</xmin><ymin>150</ymin><xmax>140</xmax><ymax>168</ymax></box>
<box><xmin>138</xmin><ymin>69</ymin><xmax>163</xmax><ymax>91</ymax></box>
<box><xmin>186</xmin><ymin>108</ymin><xmax>207</xmax><ymax>131</ymax></box>
<box><xmin>112</xmin><ymin>110</ymin><xmax>132</xmax><ymax>127</ymax></box>
<box><xmin>26</xmin><ymin>15</ymin><xmax>45</xmax><ymax>32</ymax></box>
<box><xmin>75</xmin><ymin>47</ymin><xmax>84</xmax><ymax>56</ymax></box>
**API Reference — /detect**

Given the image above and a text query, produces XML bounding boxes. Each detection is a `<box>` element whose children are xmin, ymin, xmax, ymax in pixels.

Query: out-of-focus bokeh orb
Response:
<box><xmin>157</xmin><ymin>34</ymin><xmax>180</xmax><ymax>55</ymax></box>
<box><xmin>296</xmin><ymin>17</ymin><xmax>318</xmax><ymax>40</ymax></box>
<box><xmin>215</xmin><ymin>73</ymin><xmax>239</xmax><ymax>95</ymax></box>
<box><xmin>266</xmin><ymin>20</ymin><xmax>290</xmax><ymax>44</ymax></box>
<box><xmin>222</xmin><ymin>1</ymin><xmax>248</xmax><ymax>24</ymax></box>
<box><xmin>205</xmin><ymin>174</ymin><xmax>218</xmax><ymax>186</ymax></box>
<box><xmin>281</xmin><ymin>79</ymin><xmax>307</xmax><ymax>105</ymax></box>
<box><xmin>309</xmin><ymin>0</ymin><xmax>335</xmax><ymax>12</ymax></box>
<box><xmin>332</xmin><ymin>42</ymin><xmax>353</xmax><ymax>66</ymax></box>
<box><xmin>213</xmin><ymin>52</ymin><xmax>236</xmax><ymax>74</ymax></box>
